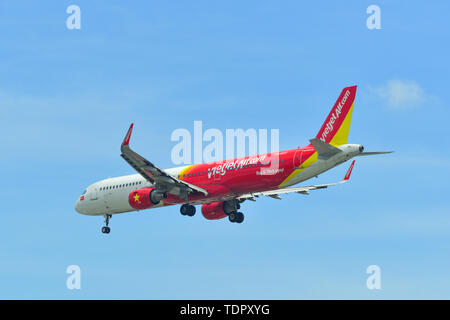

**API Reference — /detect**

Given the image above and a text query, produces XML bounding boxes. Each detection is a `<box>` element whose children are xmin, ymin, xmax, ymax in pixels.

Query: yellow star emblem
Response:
<box><xmin>134</xmin><ymin>194</ymin><xmax>140</xmax><ymax>203</ymax></box>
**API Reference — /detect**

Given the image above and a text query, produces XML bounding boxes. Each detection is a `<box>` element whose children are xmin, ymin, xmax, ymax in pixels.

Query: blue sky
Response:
<box><xmin>1</xmin><ymin>0</ymin><xmax>450</xmax><ymax>299</ymax></box>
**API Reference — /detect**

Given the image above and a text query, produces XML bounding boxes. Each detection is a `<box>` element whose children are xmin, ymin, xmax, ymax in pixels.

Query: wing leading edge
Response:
<box><xmin>120</xmin><ymin>124</ymin><xmax>208</xmax><ymax>202</ymax></box>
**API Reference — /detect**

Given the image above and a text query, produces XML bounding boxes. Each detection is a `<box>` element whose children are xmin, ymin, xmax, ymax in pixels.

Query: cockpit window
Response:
<box><xmin>82</xmin><ymin>190</ymin><xmax>86</xmax><ymax>195</ymax></box>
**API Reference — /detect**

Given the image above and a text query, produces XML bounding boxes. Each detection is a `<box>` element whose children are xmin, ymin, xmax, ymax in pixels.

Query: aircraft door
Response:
<box><xmin>89</xmin><ymin>187</ymin><xmax>98</xmax><ymax>200</ymax></box>
<box><xmin>104</xmin><ymin>192</ymin><xmax>111</xmax><ymax>210</ymax></box>
<box><xmin>293</xmin><ymin>149</ymin><xmax>303</xmax><ymax>169</ymax></box>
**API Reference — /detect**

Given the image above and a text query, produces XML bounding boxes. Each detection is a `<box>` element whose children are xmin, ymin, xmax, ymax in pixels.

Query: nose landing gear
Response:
<box><xmin>102</xmin><ymin>214</ymin><xmax>112</xmax><ymax>234</ymax></box>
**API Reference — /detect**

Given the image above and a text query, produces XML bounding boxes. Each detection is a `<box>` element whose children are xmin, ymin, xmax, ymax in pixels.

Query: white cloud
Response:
<box><xmin>374</xmin><ymin>79</ymin><xmax>426</xmax><ymax>109</ymax></box>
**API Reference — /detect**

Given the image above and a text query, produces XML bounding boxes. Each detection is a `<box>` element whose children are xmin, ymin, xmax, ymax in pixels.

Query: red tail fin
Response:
<box><xmin>316</xmin><ymin>86</ymin><xmax>357</xmax><ymax>146</ymax></box>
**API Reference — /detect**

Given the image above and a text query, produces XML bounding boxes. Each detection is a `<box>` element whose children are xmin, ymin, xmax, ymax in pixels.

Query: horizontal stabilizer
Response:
<box><xmin>309</xmin><ymin>138</ymin><xmax>342</xmax><ymax>159</ymax></box>
<box><xmin>357</xmin><ymin>151</ymin><xmax>393</xmax><ymax>156</ymax></box>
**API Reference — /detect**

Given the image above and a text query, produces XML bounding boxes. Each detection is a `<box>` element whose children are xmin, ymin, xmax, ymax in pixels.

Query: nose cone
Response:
<box><xmin>75</xmin><ymin>198</ymin><xmax>86</xmax><ymax>214</ymax></box>
<box><xmin>75</xmin><ymin>199</ymin><xmax>81</xmax><ymax>213</ymax></box>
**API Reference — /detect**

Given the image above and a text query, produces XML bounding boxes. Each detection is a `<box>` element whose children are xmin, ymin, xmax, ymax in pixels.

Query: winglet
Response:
<box><xmin>122</xmin><ymin>123</ymin><xmax>134</xmax><ymax>147</ymax></box>
<box><xmin>343</xmin><ymin>160</ymin><xmax>355</xmax><ymax>181</ymax></box>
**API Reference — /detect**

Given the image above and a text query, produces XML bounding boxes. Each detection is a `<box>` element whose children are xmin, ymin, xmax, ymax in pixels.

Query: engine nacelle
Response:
<box><xmin>201</xmin><ymin>200</ymin><xmax>239</xmax><ymax>220</ymax></box>
<box><xmin>201</xmin><ymin>202</ymin><xmax>228</xmax><ymax>220</ymax></box>
<box><xmin>129</xmin><ymin>188</ymin><xmax>166</xmax><ymax>210</ymax></box>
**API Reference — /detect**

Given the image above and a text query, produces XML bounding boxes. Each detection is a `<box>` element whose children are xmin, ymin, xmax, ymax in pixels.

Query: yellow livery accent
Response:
<box><xmin>329</xmin><ymin>102</ymin><xmax>354</xmax><ymax>147</ymax></box>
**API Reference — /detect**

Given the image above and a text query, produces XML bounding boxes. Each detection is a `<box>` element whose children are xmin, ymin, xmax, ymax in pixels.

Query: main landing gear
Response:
<box><xmin>180</xmin><ymin>204</ymin><xmax>196</xmax><ymax>217</ymax></box>
<box><xmin>228</xmin><ymin>211</ymin><xmax>244</xmax><ymax>223</ymax></box>
<box><xmin>223</xmin><ymin>200</ymin><xmax>244</xmax><ymax>224</ymax></box>
<box><xmin>102</xmin><ymin>214</ymin><xmax>112</xmax><ymax>234</ymax></box>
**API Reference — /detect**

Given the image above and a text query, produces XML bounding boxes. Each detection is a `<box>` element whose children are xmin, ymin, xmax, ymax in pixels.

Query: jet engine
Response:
<box><xmin>201</xmin><ymin>200</ymin><xmax>240</xmax><ymax>220</ymax></box>
<box><xmin>129</xmin><ymin>188</ymin><xmax>166</xmax><ymax>210</ymax></box>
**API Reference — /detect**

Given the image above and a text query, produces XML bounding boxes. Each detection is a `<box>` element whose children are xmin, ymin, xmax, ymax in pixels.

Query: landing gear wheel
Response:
<box><xmin>180</xmin><ymin>204</ymin><xmax>188</xmax><ymax>215</ymax></box>
<box><xmin>180</xmin><ymin>204</ymin><xmax>196</xmax><ymax>217</ymax></box>
<box><xmin>229</xmin><ymin>212</ymin><xmax>244</xmax><ymax>223</ymax></box>
<box><xmin>102</xmin><ymin>214</ymin><xmax>112</xmax><ymax>234</ymax></box>
<box><xmin>235</xmin><ymin>212</ymin><xmax>244</xmax><ymax>223</ymax></box>
<box><xmin>187</xmin><ymin>205</ymin><xmax>196</xmax><ymax>216</ymax></box>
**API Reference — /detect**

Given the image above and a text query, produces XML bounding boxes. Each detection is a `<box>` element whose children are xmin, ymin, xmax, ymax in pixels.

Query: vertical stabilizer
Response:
<box><xmin>316</xmin><ymin>86</ymin><xmax>357</xmax><ymax>146</ymax></box>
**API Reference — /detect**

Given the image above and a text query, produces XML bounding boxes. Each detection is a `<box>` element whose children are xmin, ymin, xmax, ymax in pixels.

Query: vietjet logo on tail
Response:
<box><xmin>316</xmin><ymin>86</ymin><xmax>357</xmax><ymax>145</ymax></box>
<box><xmin>320</xmin><ymin>89</ymin><xmax>351</xmax><ymax>142</ymax></box>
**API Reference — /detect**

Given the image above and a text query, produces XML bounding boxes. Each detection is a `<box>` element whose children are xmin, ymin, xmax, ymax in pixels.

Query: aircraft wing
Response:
<box><xmin>120</xmin><ymin>124</ymin><xmax>208</xmax><ymax>201</ymax></box>
<box><xmin>237</xmin><ymin>160</ymin><xmax>355</xmax><ymax>201</ymax></box>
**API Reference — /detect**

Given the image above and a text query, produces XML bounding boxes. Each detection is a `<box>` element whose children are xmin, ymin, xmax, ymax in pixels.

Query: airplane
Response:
<box><xmin>75</xmin><ymin>85</ymin><xmax>392</xmax><ymax>234</ymax></box>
